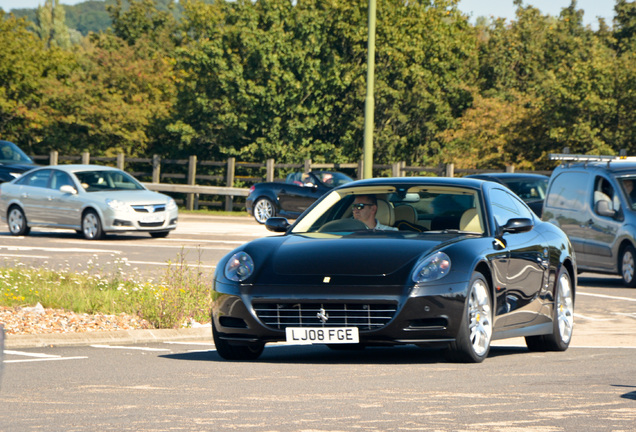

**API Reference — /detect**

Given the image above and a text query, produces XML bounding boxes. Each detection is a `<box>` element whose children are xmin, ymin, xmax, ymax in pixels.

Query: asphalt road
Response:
<box><xmin>1</xmin><ymin>215</ymin><xmax>636</xmax><ymax>431</ymax></box>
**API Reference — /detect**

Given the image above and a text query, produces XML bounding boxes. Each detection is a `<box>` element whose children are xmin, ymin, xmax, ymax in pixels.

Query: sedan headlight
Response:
<box><xmin>225</xmin><ymin>251</ymin><xmax>254</xmax><ymax>282</ymax></box>
<box><xmin>106</xmin><ymin>199</ymin><xmax>129</xmax><ymax>211</ymax></box>
<box><xmin>166</xmin><ymin>198</ymin><xmax>177</xmax><ymax>211</ymax></box>
<box><xmin>411</xmin><ymin>251</ymin><xmax>451</xmax><ymax>283</ymax></box>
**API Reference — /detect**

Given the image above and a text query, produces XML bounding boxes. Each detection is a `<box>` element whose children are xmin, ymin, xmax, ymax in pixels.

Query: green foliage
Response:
<box><xmin>1</xmin><ymin>0</ymin><xmax>635</xmax><ymax>170</ymax></box>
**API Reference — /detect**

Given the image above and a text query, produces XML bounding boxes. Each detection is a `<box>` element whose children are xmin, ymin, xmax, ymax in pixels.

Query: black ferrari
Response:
<box><xmin>246</xmin><ymin>171</ymin><xmax>353</xmax><ymax>223</ymax></box>
<box><xmin>213</xmin><ymin>177</ymin><xmax>576</xmax><ymax>363</ymax></box>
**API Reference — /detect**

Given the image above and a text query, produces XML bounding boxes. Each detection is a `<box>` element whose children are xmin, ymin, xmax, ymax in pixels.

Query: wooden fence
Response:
<box><xmin>31</xmin><ymin>151</ymin><xmax>551</xmax><ymax>211</ymax></box>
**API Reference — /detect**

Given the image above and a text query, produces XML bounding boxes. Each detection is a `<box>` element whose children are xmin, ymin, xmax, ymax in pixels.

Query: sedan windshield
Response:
<box><xmin>0</xmin><ymin>141</ymin><xmax>34</xmax><ymax>164</ymax></box>
<box><xmin>74</xmin><ymin>170</ymin><xmax>145</xmax><ymax>192</ymax></box>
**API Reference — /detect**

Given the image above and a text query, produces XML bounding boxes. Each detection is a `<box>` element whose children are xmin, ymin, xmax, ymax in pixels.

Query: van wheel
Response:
<box><xmin>620</xmin><ymin>245</ymin><xmax>636</xmax><ymax>288</ymax></box>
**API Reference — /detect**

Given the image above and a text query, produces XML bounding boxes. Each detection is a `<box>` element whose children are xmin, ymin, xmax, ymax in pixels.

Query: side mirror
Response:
<box><xmin>265</xmin><ymin>217</ymin><xmax>291</xmax><ymax>233</ymax></box>
<box><xmin>60</xmin><ymin>185</ymin><xmax>77</xmax><ymax>195</ymax></box>
<box><xmin>502</xmin><ymin>218</ymin><xmax>533</xmax><ymax>234</ymax></box>
<box><xmin>595</xmin><ymin>200</ymin><xmax>616</xmax><ymax>218</ymax></box>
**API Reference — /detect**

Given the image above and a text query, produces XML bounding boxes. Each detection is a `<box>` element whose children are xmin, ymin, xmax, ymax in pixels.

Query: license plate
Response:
<box><xmin>285</xmin><ymin>327</ymin><xmax>359</xmax><ymax>345</ymax></box>
<box><xmin>140</xmin><ymin>214</ymin><xmax>164</xmax><ymax>223</ymax></box>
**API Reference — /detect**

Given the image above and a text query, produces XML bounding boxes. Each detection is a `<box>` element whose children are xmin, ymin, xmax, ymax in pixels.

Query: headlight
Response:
<box><xmin>166</xmin><ymin>198</ymin><xmax>177</xmax><ymax>211</ymax></box>
<box><xmin>225</xmin><ymin>251</ymin><xmax>254</xmax><ymax>282</ymax></box>
<box><xmin>411</xmin><ymin>251</ymin><xmax>451</xmax><ymax>283</ymax></box>
<box><xmin>106</xmin><ymin>199</ymin><xmax>129</xmax><ymax>211</ymax></box>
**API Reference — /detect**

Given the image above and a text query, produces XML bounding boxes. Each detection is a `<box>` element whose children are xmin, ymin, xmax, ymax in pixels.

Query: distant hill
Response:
<box><xmin>4</xmin><ymin>0</ymin><xmax>195</xmax><ymax>36</ymax></box>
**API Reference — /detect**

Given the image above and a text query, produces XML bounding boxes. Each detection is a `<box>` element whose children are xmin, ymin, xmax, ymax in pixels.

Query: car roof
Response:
<box><xmin>555</xmin><ymin>160</ymin><xmax>636</xmax><ymax>176</ymax></box>
<box><xmin>28</xmin><ymin>164</ymin><xmax>122</xmax><ymax>174</ymax></box>
<box><xmin>466</xmin><ymin>173</ymin><xmax>549</xmax><ymax>180</ymax></box>
<box><xmin>335</xmin><ymin>176</ymin><xmax>489</xmax><ymax>190</ymax></box>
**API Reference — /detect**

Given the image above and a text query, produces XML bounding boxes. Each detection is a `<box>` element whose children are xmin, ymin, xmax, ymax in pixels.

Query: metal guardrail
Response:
<box><xmin>143</xmin><ymin>183</ymin><xmax>249</xmax><ymax>197</ymax></box>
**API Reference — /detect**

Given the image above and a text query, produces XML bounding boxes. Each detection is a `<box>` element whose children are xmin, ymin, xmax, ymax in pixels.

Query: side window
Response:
<box><xmin>491</xmin><ymin>188</ymin><xmax>532</xmax><ymax>227</ymax></box>
<box><xmin>545</xmin><ymin>171</ymin><xmax>588</xmax><ymax>211</ymax></box>
<box><xmin>19</xmin><ymin>169</ymin><xmax>51</xmax><ymax>188</ymax></box>
<box><xmin>593</xmin><ymin>176</ymin><xmax>619</xmax><ymax>213</ymax></box>
<box><xmin>50</xmin><ymin>171</ymin><xmax>75</xmax><ymax>190</ymax></box>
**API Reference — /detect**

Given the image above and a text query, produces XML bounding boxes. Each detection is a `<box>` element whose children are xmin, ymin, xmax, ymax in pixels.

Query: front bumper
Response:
<box><xmin>212</xmin><ymin>281</ymin><xmax>469</xmax><ymax>347</ymax></box>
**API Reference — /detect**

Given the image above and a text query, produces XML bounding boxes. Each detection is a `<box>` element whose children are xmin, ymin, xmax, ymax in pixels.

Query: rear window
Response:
<box><xmin>545</xmin><ymin>171</ymin><xmax>589</xmax><ymax>211</ymax></box>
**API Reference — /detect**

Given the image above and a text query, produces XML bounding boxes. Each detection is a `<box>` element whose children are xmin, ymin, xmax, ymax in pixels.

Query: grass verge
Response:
<box><xmin>0</xmin><ymin>250</ymin><xmax>214</xmax><ymax>329</ymax></box>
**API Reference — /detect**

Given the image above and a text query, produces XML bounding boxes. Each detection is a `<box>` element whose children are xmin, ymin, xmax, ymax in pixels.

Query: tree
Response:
<box><xmin>35</xmin><ymin>0</ymin><xmax>71</xmax><ymax>49</ymax></box>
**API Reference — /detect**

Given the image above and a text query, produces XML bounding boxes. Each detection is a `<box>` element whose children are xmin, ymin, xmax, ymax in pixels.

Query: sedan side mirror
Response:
<box><xmin>60</xmin><ymin>185</ymin><xmax>77</xmax><ymax>195</ymax></box>
<box><xmin>265</xmin><ymin>217</ymin><xmax>291</xmax><ymax>233</ymax></box>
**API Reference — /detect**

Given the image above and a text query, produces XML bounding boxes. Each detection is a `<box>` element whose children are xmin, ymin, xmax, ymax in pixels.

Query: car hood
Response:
<box><xmin>252</xmin><ymin>233</ymin><xmax>457</xmax><ymax>277</ymax></box>
<box><xmin>87</xmin><ymin>189</ymin><xmax>171</xmax><ymax>204</ymax></box>
<box><xmin>0</xmin><ymin>162</ymin><xmax>37</xmax><ymax>172</ymax></box>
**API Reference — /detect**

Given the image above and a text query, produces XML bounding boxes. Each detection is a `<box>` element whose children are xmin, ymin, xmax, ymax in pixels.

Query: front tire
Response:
<box><xmin>253</xmin><ymin>198</ymin><xmax>275</xmax><ymax>224</ymax></box>
<box><xmin>7</xmin><ymin>206</ymin><xmax>30</xmax><ymax>236</ymax></box>
<box><xmin>525</xmin><ymin>269</ymin><xmax>574</xmax><ymax>351</ymax></box>
<box><xmin>620</xmin><ymin>244</ymin><xmax>636</xmax><ymax>288</ymax></box>
<box><xmin>446</xmin><ymin>272</ymin><xmax>493</xmax><ymax>363</ymax></box>
<box><xmin>212</xmin><ymin>321</ymin><xmax>264</xmax><ymax>361</ymax></box>
<box><xmin>82</xmin><ymin>210</ymin><xmax>104</xmax><ymax>240</ymax></box>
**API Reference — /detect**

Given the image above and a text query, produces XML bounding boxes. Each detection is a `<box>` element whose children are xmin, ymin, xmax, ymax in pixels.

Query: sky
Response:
<box><xmin>0</xmin><ymin>0</ymin><xmax>618</xmax><ymax>29</ymax></box>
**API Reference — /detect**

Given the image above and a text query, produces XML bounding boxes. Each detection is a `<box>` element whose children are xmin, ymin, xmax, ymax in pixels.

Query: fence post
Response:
<box><xmin>49</xmin><ymin>151</ymin><xmax>58</xmax><ymax>165</ymax></box>
<box><xmin>391</xmin><ymin>162</ymin><xmax>401</xmax><ymax>177</ymax></box>
<box><xmin>445</xmin><ymin>163</ymin><xmax>455</xmax><ymax>178</ymax></box>
<box><xmin>152</xmin><ymin>154</ymin><xmax>161</xmax><ymax>183</ymax></box>
<box><xmin>304</xmin><ymin>159</ymin><xmax>312</xmax><ymax>172</ymax></box>
<box><xmin>81</xmin><ymin>151</ymin><xmax>90</xmax><ymax>165</ymax></box>
<box><xmin>357</xmin><ymin>159</ymin><xmax>364</xmax><ymax>179</ymax></box>
<box><xmin>225</xmin><ymin>157</ymin><xmax>236</xmax><ymax>212</ymax></box>
<box><xmin>117</xmin><ymin>153</ymin><xmax>125</xmax><ymax>170</ymax></box>
<box><xmin>186</xmin><ymin>155</ymin><xmax>197</xmax><ymax>211</ymax></box>
<box><xmin>505</xmin><ymin>165</ymin><xmax>515</xmax><ymax>173</ymax></box>
<box><xmin>266</xmin><ymin>158</ymin><xmax>275</xmax><ymax>182</ymax></box>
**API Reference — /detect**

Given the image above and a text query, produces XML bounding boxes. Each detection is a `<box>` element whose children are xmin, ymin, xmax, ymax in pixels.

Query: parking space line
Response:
<box><xmin>90</xmin><ymin>344</ymin><xmax>170</xmax><ymax>352</ymax></box>
<box><xmin>4</xmin><ymin>350</ymin><xmax>61</xmax><ymax>358</ymax></box>
<box><xmin>577</xmin><ymin>291</ymin><xmax>636</xmax><ymax>302</ymax></box>
<box><xmin>4</xmin><ymin>356</ymin><xmax>88</xmax><ymax>364</ymax></box>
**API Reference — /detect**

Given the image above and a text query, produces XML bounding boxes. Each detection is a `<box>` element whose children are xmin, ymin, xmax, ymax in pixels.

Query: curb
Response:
<box><xmin>4</xmin><ymin>326</ymin><xmax>212</xmax><ymax>349</ymax></box>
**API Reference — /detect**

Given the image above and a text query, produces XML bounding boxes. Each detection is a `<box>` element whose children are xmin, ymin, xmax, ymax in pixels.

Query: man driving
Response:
<box><xmin>352</xmin><ymin>195</ymin><xmax>398</xmax><ymax>231</ymax></box>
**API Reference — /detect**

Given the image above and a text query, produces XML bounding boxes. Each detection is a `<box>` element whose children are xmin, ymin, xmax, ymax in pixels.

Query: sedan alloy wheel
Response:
<box><xmin>82</xmin><ymin>210</ymin><xmax>104</xmax><ymax>240</ymax></box>
<box><xmin>8</xmin><ymin>207</ymin><xmax>30</xmax><ymax>236</ymax></box>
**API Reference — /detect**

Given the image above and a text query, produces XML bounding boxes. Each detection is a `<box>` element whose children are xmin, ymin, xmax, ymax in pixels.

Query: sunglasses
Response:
<box><xmin>352</xmin><ymin>203</ymin><xmax>374</xmax><ymax>210</ymax></box>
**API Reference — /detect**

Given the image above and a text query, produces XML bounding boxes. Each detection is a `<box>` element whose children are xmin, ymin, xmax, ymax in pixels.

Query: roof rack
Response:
<box><xmin>549</xmin><ymin>153</ymin><xmax>636</xmax><ymax>167</ymax></box>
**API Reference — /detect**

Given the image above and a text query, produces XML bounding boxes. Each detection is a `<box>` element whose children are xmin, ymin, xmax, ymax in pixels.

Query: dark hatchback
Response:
<box><xmin>0</xmin><ymin>140</ymin><xmax>37</xmax><ymax>183</ymax></box>
<box><xmin>213</xmin><ymin>177</ymin><xmax>576</xmax><ymax>363</ymax></box>
<box><xmin>466</xmin><ymin>173</ymin><xmax>549</xmax><ymax>217</ymax></box>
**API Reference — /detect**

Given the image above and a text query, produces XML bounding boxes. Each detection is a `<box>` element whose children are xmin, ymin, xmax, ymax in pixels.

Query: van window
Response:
<box><xmin>545</xmin><ymin>172</ymin><xmax>588</xmax><ymax>211</ymax></box>
<box><xmin>594</xmin><ymin>176</ymin><xmax>619</xmax><ymax>213</ymax></box>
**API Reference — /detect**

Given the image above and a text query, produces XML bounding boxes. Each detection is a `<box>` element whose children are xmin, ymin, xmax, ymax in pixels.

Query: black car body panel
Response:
<box><xmin>246</xmin><ymin>171</ymin><xmax>353</xmax><ymax>223</ymax></box>
<box><xmin>214</xmin><ymin>177</ymin><xmax>576</xmax><ymax>362</ymax></box>
<box><xmin>0</xmin><ymin>141</ymin><xmax>37</xmax><ymax>183</ymax></box>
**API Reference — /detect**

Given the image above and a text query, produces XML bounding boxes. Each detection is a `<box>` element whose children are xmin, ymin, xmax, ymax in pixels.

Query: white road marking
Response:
<box><xmin>4</xmin><ymin>356</ymin><xmax>88</xmax><ymax>364</ymax></box>
<box><xmin>90</xmin><ymin>344</ymin><xmax>170</xmax><ymax>352</ymax></box>
<box><xmin>0</xmin><ymin>245</ymin><xmax>120</xmax><ymax>254</ymax></box>
<box><xmin>163</xmin><ymin>342</ymin><xmax>214</xmax><ymax>346</ymax></box>
<box><xmin>577</xmin><ymin>291</ymin><xmax>636</xmax><ymax>303</ymax></box>
<box><xmin>126</xmin><ymin>260</ymin><xmax>216</xmax><ymax>269</ymax></box>
<box><xmin>3</xmin><ymin>350</ymin><xmax>88</xmax><ymax>363</ymax></box>
<box><xmin>573</xmin><ymin>313</ymin><xmax>613</xmax><ymax>321</ymax></box>
<box><xmin>1</xmin><ymin>254</ymin><xmax>51</xmax><ymax>259</ymax></box>
<box><xmin>4</xmin><ymin>350</ymin><xmax>60</xmax><ymax>358</ymax></box>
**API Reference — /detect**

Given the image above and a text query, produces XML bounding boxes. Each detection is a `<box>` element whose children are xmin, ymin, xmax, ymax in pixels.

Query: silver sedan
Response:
<box><xmin>0</xmin><ymin>164</ymin><xmax>178</xmax><ymax>240</ymax></box>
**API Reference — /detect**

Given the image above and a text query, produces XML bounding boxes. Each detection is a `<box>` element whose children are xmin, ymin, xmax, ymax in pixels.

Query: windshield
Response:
<box><xmin>291</xmin><ymin>185</ymin><xmax>483</xmax><ymax>235</ymax></box>
<box><xmin>502</xmin><ymin>178</ymin><xmax>548</xmax><ymax>202</ymax></box>
<box><xmin>0</xmin><ymin>141</ymin><xmax>34</xmax><ymax>164</ymax></box>
<box><xmin>74</xmin><ymin>170</ymin><xmax>145</xmax><ymax>192</ymax></box>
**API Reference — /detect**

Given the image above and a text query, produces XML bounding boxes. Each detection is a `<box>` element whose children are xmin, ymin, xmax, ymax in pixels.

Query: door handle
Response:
<box><xmin>21</xmin><ymin>193</ymin><xmax>28</xmax><ymax>198</ymax></box>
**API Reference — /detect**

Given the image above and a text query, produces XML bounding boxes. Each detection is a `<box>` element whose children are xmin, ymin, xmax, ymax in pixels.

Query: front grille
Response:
<box><xmin>253</xmin><ymin>302</ymin><xmax>397</xmax><ymax>331</ymax></box>
<box><xmin>131</xmin><ymin>204</ymin><xmax>166</xmax><ymax>213</ymax></box>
